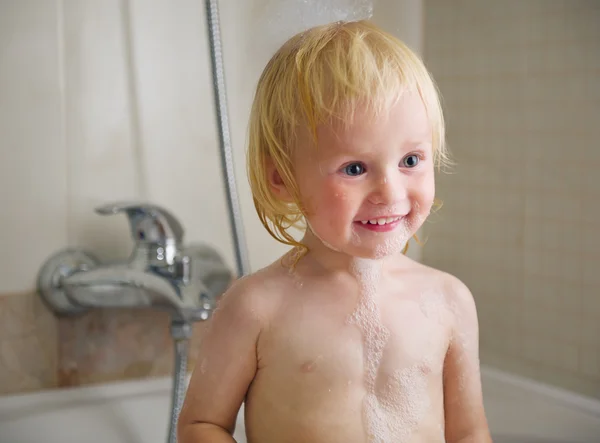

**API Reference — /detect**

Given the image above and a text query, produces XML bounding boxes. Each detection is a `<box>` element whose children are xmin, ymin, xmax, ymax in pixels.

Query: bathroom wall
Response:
<box><xmin>422</xmin><ymin>0</ymin><xmax>600</xmax><ymax>398</ymax></box>
<box><xmin>0</xmin><ymin>0</ymin><xmax>424</xmax><ymax>395</ymax></box>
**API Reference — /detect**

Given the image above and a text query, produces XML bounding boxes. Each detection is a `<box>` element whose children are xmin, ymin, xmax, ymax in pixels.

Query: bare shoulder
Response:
<box><xmin>408</xmin><ymin>260</ymin><xmax>477</xmax><ymax>319</ymax></box>
<box><xmin>177</xmin><ymin>258</ymin><xmax>293</xmax><ymax>436</ymax></box>
<box><xmin>215</xmin><ymin>256</ymin><xmax>291</xmax><ymax>324</ymax></box>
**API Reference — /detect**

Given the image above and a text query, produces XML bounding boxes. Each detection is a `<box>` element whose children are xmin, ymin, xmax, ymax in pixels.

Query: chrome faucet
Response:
<box><xmin>37</xmin><ymin>201</ymin><xmax>233</xmax><ymax>323</ymax></box>
<box><xmin>37</xmin><ymin>201</ymin><xmax>235</xmax><ymax>443</ymax></box>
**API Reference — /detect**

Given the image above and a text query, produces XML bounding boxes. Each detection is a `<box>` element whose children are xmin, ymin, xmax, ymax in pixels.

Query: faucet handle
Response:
<box><xmin>95</xmin><ymin>201</ymin><xmax>185</xmax><ymax>246</ymax></box>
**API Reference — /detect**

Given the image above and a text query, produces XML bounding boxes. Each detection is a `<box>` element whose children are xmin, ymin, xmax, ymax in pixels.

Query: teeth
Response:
<box><xmin>361</xmin><ymin>217</ymin><xmax>400</xmax><ymax>225</ymax></box>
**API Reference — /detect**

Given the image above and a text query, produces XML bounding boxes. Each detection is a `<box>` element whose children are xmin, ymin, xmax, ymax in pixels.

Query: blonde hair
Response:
<box><xmin>247</xmin><ymin>20</ymin><xmax>448</xmax><ymax>255</ymax></box>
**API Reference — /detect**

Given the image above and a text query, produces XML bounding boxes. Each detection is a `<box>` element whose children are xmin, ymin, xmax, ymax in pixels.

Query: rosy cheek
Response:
<box><xmin>416</xmin><ymin>179</ymin><xmax>436</xmax><ymax>212</ymax></box>
<box><xmin>323</xmin><ymin>181</ymin><xmax>352</xmax><ymax>206</ymax></box>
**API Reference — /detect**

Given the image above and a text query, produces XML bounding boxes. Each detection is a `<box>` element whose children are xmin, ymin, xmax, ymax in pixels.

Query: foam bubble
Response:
<box><xmin>348</xmin><ymin>255</ymin><xmax>440</xmax><ymax>440</ymax></box>
<box><xmin>362</xmin><ymin>365</ymin><xmax>431</xmax><ymax>442</ymax></box>
<box><xmin>282</xmin><ymin>246</ymin><xmax>304</xmax><ymax>274</ymax></box>
<box><xmin>419</xmin><ymin>290</ymin><xmax>446</xmax><ymax>324</ymax></box>
<box><xmin>446</xmin><ymin>296</ymin><xmax>480</xmax><ymax>392</ymax></box>
<box><xmin>455</xmin><ymin>331</ymin><xmax>473</xmax><ymax>391</ymax></box>
<box><xmin>373</xmin><ymin>217</ymin><xmax>415</xmax><ymax>257</ymax></box>
<box><xmin>251</xmin><ymin>0</ymin><xmax>374</xmax><ymax>63</ymax></box>
<box><xmin>351</xmin><ymin>229</ymin><xmax>362</xmax><ymax>246</ymax></box>
<box><xmin>370</xmin><ymin>205</ymin><xmax>429</xmax><ymax>259</ymax></box>
<box><xmin>346</xmin><ymin>260</ymin><xmax>387</xmax><ymax>377</ymax></box>
<box><xmin>260</xmin><ymin>0</ymin><xmax>373</xmax><ymax>40</ymax></box>
<box><xmin>346</xmin><ymin>259</ymin><xmax>392</xmax><ymax>440</ymax></box>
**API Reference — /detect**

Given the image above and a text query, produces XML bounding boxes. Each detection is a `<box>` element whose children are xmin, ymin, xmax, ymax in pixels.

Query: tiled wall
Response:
<box><xmin>1</xmin><ymin>0</ymin><xmax>259</xmax><ymax>397</ymax></box>
<box><xmin>0</xmin><ymin>0</ymin><xmax>423</xmax><ymax>396</ymax></box>
<box><xmin>422</xmin><ymin>0</ymin><xmax>600</xmax><ymax>398</ymax></box>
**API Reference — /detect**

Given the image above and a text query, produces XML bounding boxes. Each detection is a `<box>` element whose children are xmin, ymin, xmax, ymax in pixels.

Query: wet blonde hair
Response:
<box><xmin>247</xmin><ymin>20</ymin><xmax>448</xmax><ymax>254</ymax></box>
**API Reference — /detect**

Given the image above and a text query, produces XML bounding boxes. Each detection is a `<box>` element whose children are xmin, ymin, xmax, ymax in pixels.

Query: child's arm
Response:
<box><xmin>177</xmin><ymin>278</ymin><xmax>265</xmax><ymax>442</ymax></box>
<box><xmin>442</xmin><ymin>276</ymin><xmax>492</xmax><ymax>443</ymax></box>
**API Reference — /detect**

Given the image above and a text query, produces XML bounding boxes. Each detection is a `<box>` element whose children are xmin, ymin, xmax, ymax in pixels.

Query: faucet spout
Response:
<box><xmin>61</xmin><ymin>267</ymin><xmax>209</xmax><ymax>322</ymax></box>
<box><xmin>38</xmin><ymin>235</ymin><xmax>232</xmax><ymax>323</ymax></box>
<box><xmin>63</xmin><ymin>267</ymin><xmax>175</xmax><ymax>305</ymax></box>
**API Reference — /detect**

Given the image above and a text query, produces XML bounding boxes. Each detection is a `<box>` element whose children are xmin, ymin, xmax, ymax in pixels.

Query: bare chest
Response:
<box><xmin>257</xmin><ymin>290</ymin><xmax>451</xmax><ymax>393</ymax></box>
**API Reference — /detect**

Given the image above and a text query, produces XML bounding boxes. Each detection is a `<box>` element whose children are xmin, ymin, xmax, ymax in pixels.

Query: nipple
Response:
<box><xmin>300</xmin><ymin>355</ymin><xmax>322</xmax><ymax>373</ymax></box>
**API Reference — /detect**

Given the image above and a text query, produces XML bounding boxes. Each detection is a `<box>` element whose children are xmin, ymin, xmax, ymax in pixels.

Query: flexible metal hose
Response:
<box><xmin>167</xmin><ymin>2</ymin><xmax>253</xmax><ymax>441</ymax></box>
<box><xmin>167</xmin><ymin>322</ymin><xmax>192</xmax><ymax>443</ymax></box>
<box><xmin>204</xmin><ymin>0</ymin><xmax>251</xmax><ymax>278</ymax></box>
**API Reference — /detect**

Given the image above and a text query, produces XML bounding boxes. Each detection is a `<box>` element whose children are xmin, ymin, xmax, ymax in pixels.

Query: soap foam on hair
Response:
<box><xmin>258</xmin><ymin>0</ymin><xmax>374</xmax><ymax>43</ymax></box>
<box><xmin>250</xmin><ymin>0</ymin><xmax>374</xmax><ymax>72</ymax></box>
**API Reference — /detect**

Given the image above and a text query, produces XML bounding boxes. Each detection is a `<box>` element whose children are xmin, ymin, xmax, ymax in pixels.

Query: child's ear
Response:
<box><xmin>267</xmin><ymin>162</ymin><xmax>294</xmax><ymax>202</ymax></box>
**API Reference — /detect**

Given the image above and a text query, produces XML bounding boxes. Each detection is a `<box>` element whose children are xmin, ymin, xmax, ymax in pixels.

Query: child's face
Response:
<box><xmin>294</xmin><ymin>92</ymin><xmax>435</xmax><ymax>259</ymax></box>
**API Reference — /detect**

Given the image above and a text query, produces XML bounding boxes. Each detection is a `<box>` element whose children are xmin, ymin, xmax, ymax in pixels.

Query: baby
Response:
<box><xmin>178</xmin><ymin>20</ymin><xmax>492</xmax><ymax>443</ymax></box>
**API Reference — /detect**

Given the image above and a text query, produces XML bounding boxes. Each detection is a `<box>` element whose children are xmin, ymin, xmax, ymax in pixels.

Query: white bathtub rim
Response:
<box><xmin>0</xmin><ymin>375</ymin><xmax>176</xmax><ymax>419</ymax></box>
<box><xmin>2</xmin><ymin>366</ymin><xmax>599</xmax><ymax>420</ymax></box>
<box><xmin>481</xmin><ymin>364</ymin><xmax>600</xmax><ymax>418</ymax></box>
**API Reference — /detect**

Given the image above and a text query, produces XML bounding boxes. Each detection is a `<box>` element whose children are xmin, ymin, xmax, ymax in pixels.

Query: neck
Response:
<box><xmin>298</xmin><ymin>228</ymin><xmax>398</xmax><ymax>275</ymax></box>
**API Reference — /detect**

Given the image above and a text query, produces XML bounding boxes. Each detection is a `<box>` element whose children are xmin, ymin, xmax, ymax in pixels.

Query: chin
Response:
<box><xmin>344</xmin><ymin>239</ymin><xmax>409</xmax><ymax>261</ymax></box>
<box><xmin>350</xmin><ymin>225</ymin><xmax>414</xmax><ymax>256</ymax></box>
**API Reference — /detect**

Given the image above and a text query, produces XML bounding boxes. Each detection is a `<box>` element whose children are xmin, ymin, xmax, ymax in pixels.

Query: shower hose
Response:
<box><xmin>167</xmin><ymin>321</ymin><xmax>192</xmax><ymax>443</ymax></box>
<box><xmin>165</xmin><ymin>0</ymin><xmax>252</xmax><ymax>441</ymax></box>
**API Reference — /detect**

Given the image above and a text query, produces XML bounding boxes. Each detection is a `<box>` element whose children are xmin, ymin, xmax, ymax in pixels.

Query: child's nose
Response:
<box><xmin>368</xmin><ymin>173</ymin><xmax>407</xmax><ymax>205</ymax></box>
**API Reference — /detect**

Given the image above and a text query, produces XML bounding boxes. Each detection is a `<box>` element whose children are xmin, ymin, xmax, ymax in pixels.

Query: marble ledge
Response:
<box><xmin>0</xmin><ymin>291</ymin><xmax>207</xmax><ymax>396</ymax></box>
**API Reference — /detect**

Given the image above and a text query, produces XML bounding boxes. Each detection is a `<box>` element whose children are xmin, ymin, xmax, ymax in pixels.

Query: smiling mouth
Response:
<box><xmin>357</xmin><ymin>216</ymin><xmax>403</xmax><ymax>226</ymax></box>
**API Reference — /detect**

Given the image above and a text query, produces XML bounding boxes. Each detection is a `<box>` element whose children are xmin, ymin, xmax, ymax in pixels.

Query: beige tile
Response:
<box><xmin>581</xmin><ymin>313</ymin><xmax>600</xmax><ymax>347</ymax></box>
<box><xmin>56</xmin><ymin>307</ymin><xmax>208</xmax><ymax>388</ymax></box>
<box><xmin>581</xmin><ymin>202</ymin><xmax>600</xmax><ymax>226</ymax></box>
<box><xmin>582</xmin><ymin>287</ymin><xmax>600</xmax><ymax>319</ymax></box>
<box><xmin>521</xmin><ymin>336</ymin><xmax>549</xmax><ymax>365</ymax></box>
<box><xmin>523</xmin><ymin>252</ymin><xmax>543</xmax><ymax>277</ymax></box>
<box><xmin>123</xmin><ymin>0</ymin><xmax>240</xmax><ymax>268</ymax></box>
<box><xmin>554</xmin><ymin>342</ymin><xmax>580</xmax><ymax>373</ymax></box>
<box><xmin>0</xmin><ymin>1</ymin><xmax>68</xmax><ymax>293</ymax></box>
<box><xmin>0</xmin><ymin>292</ymin><xmax>58</xmax><ymax>395</ymax></box>
<box><xmin>582</xmin><ymin>259</ymin><xmax>600</xmax><ymax>286</ymax></box>
<box><xmin>62</xmin><ymin>0</ymin><xmax>141</xmax><ymax>261</ymax></box>
<box><xmin>57</xmin><ymin>308</ymin><xmax>169</xmax><ymax>386</ymax></box>
<box><xmin>424</xmin><ymin>0</ymin><xmax>599</xmax><ymax>398</ymax></box>
<box><xmin>580</xmin><ymin>346</ymin><xmax>600</xmax><ymax>380</ymax></box>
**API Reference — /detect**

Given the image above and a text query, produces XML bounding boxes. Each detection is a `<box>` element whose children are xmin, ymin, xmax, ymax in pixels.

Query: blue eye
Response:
<box><xmin>402</xmin><ymin>155</ymin><xmax>420</xmax><ymax>168</ymax></box>
<box><xmin>343</xmin><ymin>163</ymin><xmax>365</xmax><ymax>176</ymax></box>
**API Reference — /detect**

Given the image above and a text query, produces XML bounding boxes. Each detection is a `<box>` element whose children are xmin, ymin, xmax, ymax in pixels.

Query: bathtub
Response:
<box><xmin>1</xmin><ymin>365</ymin><xmax>599</xmax><ymax>443</ymax></box>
